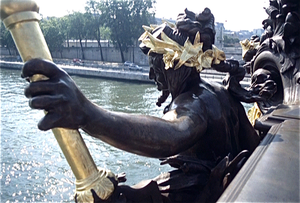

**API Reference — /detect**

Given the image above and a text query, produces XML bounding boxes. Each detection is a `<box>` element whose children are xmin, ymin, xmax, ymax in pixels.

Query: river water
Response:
<box><xmin>1</xmin><ymin>68</ymin><xmax>252</xmax><ymax>202</ymax></box>
<box><xmin>1</xmin><ymin>68</ymin><xmax>174</xmax><ymax>202</ymax></box>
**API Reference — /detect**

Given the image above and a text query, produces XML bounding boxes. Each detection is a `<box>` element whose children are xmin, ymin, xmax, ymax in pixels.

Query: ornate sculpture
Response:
<box><xmin>7</xmin><ymin>0</ymin><xmax>299</xmax><ymax>202</ymax></box>
<box><xmin>218</xmin><ymin>2</ymin><xmax>300</xmax><ymax>201</ymax></box>
<box><xmin>242</xmin><ymin>0</ymin><xmax>300</xmax><ymax>113</ymax></box>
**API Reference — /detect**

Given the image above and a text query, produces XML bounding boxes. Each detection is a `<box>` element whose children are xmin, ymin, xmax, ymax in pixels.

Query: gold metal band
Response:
<box><xmin>75</xmin><ymin>168</ymin><xmax>116</xmax><ymax>201</ymax></box>
<box><xmin>3</xmin><ymin>11</ymin><xmax>40</xmax><ymax>28</ymax></box>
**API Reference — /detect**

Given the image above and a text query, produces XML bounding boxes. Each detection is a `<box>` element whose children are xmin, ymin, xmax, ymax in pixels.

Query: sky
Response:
<box><xmin>37</xmin><ymin>0</ymin><xmax>269</xmax><ymax>31</ymax></box>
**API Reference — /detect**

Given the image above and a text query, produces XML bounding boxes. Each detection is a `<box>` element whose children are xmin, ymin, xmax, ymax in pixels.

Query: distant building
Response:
<box><xmin>64</xmin><ymin>39</ymin><xmax>111</xmax><ymax>48</ymax></box>
<box><xmin>236</xmin><ymin>29</ymin><xmax>264</xmax><ymax>41</ymax></box>
<box><xmin>155</xmin><ymin>17</ymin><xmax>176</xmax><ymax>25</ymax></box>
<box><xmin>215</xmin><ymin>22</ymin><xmax>225</xmax><ymax>48</ymax></box>
<box><xmin>252</xmin><ymin>28</ymin><xmax>264</xmax><ymax>37</ymax></box>
<box><xmin>66</xmin><ymin>17</ymin><xmax>263</xmax><ymax>50</ymax></box>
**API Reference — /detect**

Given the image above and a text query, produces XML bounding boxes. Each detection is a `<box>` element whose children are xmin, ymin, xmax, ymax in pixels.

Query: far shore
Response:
<box><xmin>0</xmin><ymin>57</ymin><xmax>251</xmax><ymax>86</ymax></box>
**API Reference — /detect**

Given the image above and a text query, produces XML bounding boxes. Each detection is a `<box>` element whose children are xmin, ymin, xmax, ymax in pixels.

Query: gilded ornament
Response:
<box><xmin>140</xmin><ymin>23</ymin><xmax>226</xmax><ymax>72</ymax></box>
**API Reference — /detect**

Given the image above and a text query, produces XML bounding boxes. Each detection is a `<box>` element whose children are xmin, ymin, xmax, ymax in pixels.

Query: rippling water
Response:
<box><xmin>0</xmin><ymin>68</ymin><xmax>172</xmax><ymax>202</ymax></box>
<box><xmin>1</xmin><ymin>68</ymin><xmax>253</xmax><ymax>202</ymax></box>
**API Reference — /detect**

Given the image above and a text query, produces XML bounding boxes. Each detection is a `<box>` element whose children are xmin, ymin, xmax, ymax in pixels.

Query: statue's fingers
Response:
<box><xmin>225</xmin><ymin>150</ymin><xmax>249</xmax><ymax>175</ymax></box>
<box><xmin>29</xmin><ymin>95</ymin><xmax>66</xmax><ymax>110</ymax></box>
<box><xmin>160</xmin><ymin>160</ymin><xmax>168</xmax><ymax>165</ymax></box>
<box><xmin>24</xmin><ymin>81</ymin><xmax>61</xmax><ymax>98</ymax></box>
<box><xmin>22</xmin><ymin>58</ymin><xmax>65</xmax><ymax>79</ymax></box>
<box><xmin>37</xmin><ymin>112</ymin><xmax>62</xmax><ymax>131</ymax></box>
<box><xmin>259</xmin><ymin>80</ymin><xmax>276</xmax><ymax>91</ymax></box>
<box><xmin>213</xmin><ymin>156</ymin><xmax>229</xmax><ymax>174</ymax></box>
<box><xmin>259</xmin><ymin>81</ymin><xmax>277</xmax><ymax>98</ymax></box>
<box><xmin>91</xmin><ymin>189</ymin><xmax>104</xmax><ymax>202</ymax></box>
<box><xmin>38</xmin><ymin>110</ymin><xmax>80</xmax><ymax>131</ymax></box>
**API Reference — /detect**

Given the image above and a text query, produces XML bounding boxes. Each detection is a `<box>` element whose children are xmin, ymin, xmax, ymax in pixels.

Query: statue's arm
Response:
<box><xmin>22</xmin><ymin>59</ymin><xmax>207</xmax><ymax>158</ymax></box>
<box><xmin>82</xmin><ymin>105</ymin><xmax>207</xmax><ymax>158</ymax></box>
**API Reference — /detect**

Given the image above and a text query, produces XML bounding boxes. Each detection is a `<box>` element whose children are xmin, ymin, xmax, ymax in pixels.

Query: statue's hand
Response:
<box><xmin>160</xmin><ymin>155</ymin><xmax>212</xmax><ymax>173</ymax></box>
<box><xmin>22</xmin><ymin>58</ymin><xmax>92</xmax><ymax>131</ymax></box>
<box><xmin>197</xmin><ymin>151</ymin><xmax>249</xmax><ymax>202</ymax></box>
<box><xmin>248</xmin><ymin>68</ymin><xmax>278</xmax><ymax>100</ymax></box>
<box><xmin>160</xmin><ymin>156</ymin><xmax>186</xmax><ymax>169</ymax></box>
<box><xmin>212</xmin><ymin>59</ymin><xmax>240</xmax><ymax>73</ymax></box>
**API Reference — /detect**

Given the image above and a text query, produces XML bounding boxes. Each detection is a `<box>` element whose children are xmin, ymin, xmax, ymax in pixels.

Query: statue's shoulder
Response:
<box><xmin>198</xmin><ymin>80</ymin><xmax>230</xmax><ymax>97</ymax></box>
<box><xmin>171</xmin><ymin>83</ymin><xmax>226</xmax><ymax>112</ymax></box>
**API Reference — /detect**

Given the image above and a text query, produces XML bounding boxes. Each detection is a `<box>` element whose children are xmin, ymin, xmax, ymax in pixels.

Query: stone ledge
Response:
<box><xmin>0</xmin><ymin>61</ymin><xmax>153</xmax><ymax>84</ymax></box>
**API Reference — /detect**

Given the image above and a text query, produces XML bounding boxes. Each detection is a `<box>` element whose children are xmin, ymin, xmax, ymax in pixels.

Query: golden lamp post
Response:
<box><xmin>0</xmin><ymin>1</ymin><xmax>116</xmax><ymax>202</ymax></box>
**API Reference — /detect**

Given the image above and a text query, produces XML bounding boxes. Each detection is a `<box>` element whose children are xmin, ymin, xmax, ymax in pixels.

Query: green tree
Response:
<box><xmin>130</xmin><ymin>0</ymin><xmax>156</xmax><ymax>43</ymax></box>
<box><xmin>40</xmin><ymin>17</ymin><xmax>65</xmax><ymax>57</ymax></box>
<box><xmin>85</xmin><ymin>0</ymin><xmax>105</xmax><ymax>61</ymax></box>
<box><xmin>58</xmin><ymin>16</ymin><xmax>71</xmax><ymax>48</ymax></box>
<box><xmin>223</xmin><ymin>35</ymin><xmax>240</xmax><ymax>47</ymax></box>
<box><xmin>68</xmin><ymin>12</ymin><xmax>87</xmax><ymax>59</ymax></box>
<box><xmin>0</xmin><ymin>22</ymin><xmax>17</xmax><ymax>56</ymax></box>
<box><xmin>100</xmin><ymin>26</ymin><xmax>111</xmax><ymax>40</ymax></box>
<box><xmin>98</xmin><ymin>0</ymin><xmax>155</xmax><ymax>62</ymax></box>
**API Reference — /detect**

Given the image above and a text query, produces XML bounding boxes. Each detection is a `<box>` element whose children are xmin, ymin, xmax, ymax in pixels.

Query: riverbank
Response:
<box><xmin>0</xmin><ymin>59</ymin><xmax>251</xmax><ymax>86</ymax></box>
<box><xmin>0</xmin><ymin>60</ymin><xmax>153</xmax><ymax>83</ymax></box>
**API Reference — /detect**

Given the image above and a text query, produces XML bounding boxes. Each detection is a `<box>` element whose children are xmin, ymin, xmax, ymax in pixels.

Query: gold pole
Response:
<box><xmin>0</xmin><ymin>1</ymin><xmax>116</xmax><ymax>202</ymax></box>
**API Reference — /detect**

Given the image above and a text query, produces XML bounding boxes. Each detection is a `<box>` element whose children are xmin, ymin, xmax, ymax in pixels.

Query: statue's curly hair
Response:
<box><xmin>176</xmin><ymin>8</ymin><xmax>216</xmax><ymax>48</ymax></box>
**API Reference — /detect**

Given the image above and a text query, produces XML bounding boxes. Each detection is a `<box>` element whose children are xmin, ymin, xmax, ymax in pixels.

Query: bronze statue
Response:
<box><xmin>22</xmin><ymin>8</ymin><xmax>261</xmax><ymax>203</ymax></box>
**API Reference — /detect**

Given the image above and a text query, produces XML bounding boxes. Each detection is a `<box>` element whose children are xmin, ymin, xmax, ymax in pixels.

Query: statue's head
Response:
<box><xmin>139</xmin><ymin>8</ymin><xmax>223</xmax><ymax>107</ymax></box>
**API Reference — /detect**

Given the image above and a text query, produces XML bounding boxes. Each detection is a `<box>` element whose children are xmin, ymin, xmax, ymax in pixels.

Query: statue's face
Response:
<box><xmin>148</xmin><ymin>55</ymin><xmax>168</xmax><ymax>91</ymax></box>
<box><xmin>250</xmin><ymin>42</ymin><xmax>285</xmax><ymax>113</ymax></box>
<box><xmin>251</xmin><ymin>69</ymin><xmax>272</xmax><ymax>85</ymax></box>
<box><xmin>149</xmin><ymin>64</ymin><xmax>168</xmax><ymax>91</ymax></box>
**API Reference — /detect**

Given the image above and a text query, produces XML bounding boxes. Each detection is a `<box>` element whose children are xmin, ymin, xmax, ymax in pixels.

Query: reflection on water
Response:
<box><xmin>1</xmin><ymin>68</ymin><xmax>253</xmax><ymax>202</ymax></box>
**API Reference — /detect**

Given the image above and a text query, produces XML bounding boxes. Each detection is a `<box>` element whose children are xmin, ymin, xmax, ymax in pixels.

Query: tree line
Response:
<box><xmin>0</xmin><ymin>0</ymin><xmax>156</xmax><ymax>62</ymax></box>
